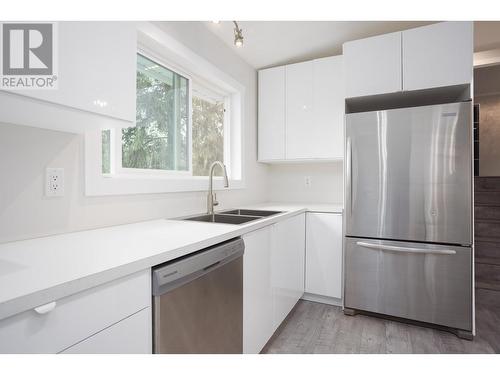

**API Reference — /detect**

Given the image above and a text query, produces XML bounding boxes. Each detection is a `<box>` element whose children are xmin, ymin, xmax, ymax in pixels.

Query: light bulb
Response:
<box><xmin>233</xmin><ymin>21</ymin><xmax>244</xmax><ymax>48</ymax></box>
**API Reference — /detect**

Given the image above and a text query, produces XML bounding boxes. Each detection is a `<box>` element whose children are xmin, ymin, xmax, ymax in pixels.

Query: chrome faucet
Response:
<box><xmin>207</xmin><ymin>161</ymin><xmax>229</xmax><ymax>215</ymax></box>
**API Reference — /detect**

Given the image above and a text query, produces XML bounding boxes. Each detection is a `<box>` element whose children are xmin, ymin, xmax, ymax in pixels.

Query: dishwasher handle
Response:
<box><xmin>152</xmin><ymin>237</ymin><xmax>244</xmax><ymax>296</ymax></box>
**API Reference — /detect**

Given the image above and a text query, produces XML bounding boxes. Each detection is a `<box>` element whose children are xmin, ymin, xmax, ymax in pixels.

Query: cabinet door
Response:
<box><xmin>15</xmin><ymin>22</ymin><xmax>136</xmax><ymax>122</ymax></box>
<box><xmin>258</xmin><ymin>66</ymin><xmax>286</xmax><ymax>161</ymax></box>
<box><xmin>343</xmin><ymin>32</ymin><xmax>402</xmax><ymax>98</ymax></box>
<box><xmin>271</xmin><ymin>214</ymin><xmax>306</xmax><ymax>329</ymax></box>
<box><xmin>403</xmin><ymin>22</ymin><xmax>473</xmax><ymax>91</ymax></box>
<box><xmin>243</xmin><ymin>227</ymin><xmax>274</xmax><ymax>354</ymax></box>
<box><xmin>305</xmin><ymin>213</ymin><xmax>343</xmax><ymax>299</ymax></box>
<box><xmin>312</xmin><ymin>56</ymin><xmax>344</xmax><ymax>159</ymax></box>
<box><xmin>61</xmin><ymin>308</ymin><xmax>152</xmax><ymax>354</ymax></box>
<box><xmin>285</xmin><ymin>61</ymin><xmax>314</xmax><ymax>159</ymax></box>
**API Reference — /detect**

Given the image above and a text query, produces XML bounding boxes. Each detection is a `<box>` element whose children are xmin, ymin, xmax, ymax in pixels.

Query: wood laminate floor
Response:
<box><xmin>262</xmin><ymin>289</ymin><xmax>500</xmax><ymax>354</ymax></box>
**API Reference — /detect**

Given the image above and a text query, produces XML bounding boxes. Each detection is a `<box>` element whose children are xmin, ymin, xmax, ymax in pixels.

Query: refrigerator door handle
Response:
<box><xmin>356</xmin><ymin>241</ymin><xmax>457</xmax><ymax>255</ymax></box>
<box><xmin>346</xmin><ymin>137</ymin><xmax>352</xmax><ymax>216</ymax></box>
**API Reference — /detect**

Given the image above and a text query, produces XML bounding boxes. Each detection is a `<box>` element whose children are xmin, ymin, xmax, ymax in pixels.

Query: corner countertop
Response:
<box><xmin>0</xmin><ymin>202</ymin><xmax>342</xmax><ymax>320</ymax></box>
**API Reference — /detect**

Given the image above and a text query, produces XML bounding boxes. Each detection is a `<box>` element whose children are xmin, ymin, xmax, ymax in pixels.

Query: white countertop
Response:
<box><xmin>0</xmin><ymin>202</ymin><xmax>342</xmax><ymax>320</ymax></box>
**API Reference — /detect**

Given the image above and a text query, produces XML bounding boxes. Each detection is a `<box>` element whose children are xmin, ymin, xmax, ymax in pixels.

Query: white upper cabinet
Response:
<box><xmin>402</xmin><ymin>21</ymin><xmax>473</xmax><ymax>91</ymax></box>
<box><xmin>343</xmin><ymin>22</ymin><xmax>473</xmax><ymax>99</ymax></box>
<box><xmin>313</xmin><ymin>56</ymin><xmax>344</xmax><ymax>159</ymax></box>
<box><xmin>258</xmin><ymin>56</ymin><xmax>344</xmax><ymax>162</ymax></box>
<box><xmin>258</xmin><ymin>66</ymin><xmax>286</xmax><ymax>161</ymax></box>
<box><xmin>30</xmin><ymin>22</ymin><xmax>137</xmax><ymax>121</ymax></box>
<box><xmin>285</xmin><ymin>60</ymin><xmax>314</xmax><ymax>159</ymax></box>
<box><xmin>0</xmin><ymin>22</ymin><xmax>137</xmax><ymax>133</ymax></box>
<box><xmin>343</xmin><ymin>32</ymin><xmax>402</xmax><ymax>98</ymax></box>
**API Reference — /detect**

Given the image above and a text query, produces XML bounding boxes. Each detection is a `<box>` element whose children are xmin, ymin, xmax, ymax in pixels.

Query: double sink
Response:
<box><xmin>180</xmin><ymin>209</ymin><xmax>283</xmax><ymax>225</ymax></box>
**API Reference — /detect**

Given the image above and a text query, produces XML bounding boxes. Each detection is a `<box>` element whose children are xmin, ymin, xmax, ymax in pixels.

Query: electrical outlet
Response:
<box><xmin>304</xmin><ymin>176</ymin><xmax>312</xmax><ymax>188</ymax></box>
<box><xmin>46</xmin><ymin>168</ymin><xmax>64</xmax><ymax>197</ymax></box>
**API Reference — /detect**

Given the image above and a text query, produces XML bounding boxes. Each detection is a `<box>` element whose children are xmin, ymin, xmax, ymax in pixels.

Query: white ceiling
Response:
<box><xmin>204</xmin><ymin>21</ymin><xmax>434</xmax><ymax>69</ymax></box>
<box><xmin>204</xmin><ymin>21</ymin><xmax>500</xmax><ymax>70</ymax></box>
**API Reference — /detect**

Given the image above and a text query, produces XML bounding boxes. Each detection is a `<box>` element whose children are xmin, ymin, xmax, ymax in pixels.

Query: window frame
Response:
<box><xmin>84</xmin><ymin>22</ymin><xmax>245</xmax><ymax>196</ymax></box>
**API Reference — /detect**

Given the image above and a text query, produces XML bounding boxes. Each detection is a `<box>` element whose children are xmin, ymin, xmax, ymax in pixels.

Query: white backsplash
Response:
<box><xmin>267</xmin><ymin>162</ymin><xmax>343</xmax><ymax>204</ymax></box>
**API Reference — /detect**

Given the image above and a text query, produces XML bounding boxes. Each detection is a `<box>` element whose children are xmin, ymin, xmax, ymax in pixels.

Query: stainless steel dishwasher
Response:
<box><xmin>152</xmin><ymin>238</ymin><xmax>244</xmax><ymax>354</ymax></box>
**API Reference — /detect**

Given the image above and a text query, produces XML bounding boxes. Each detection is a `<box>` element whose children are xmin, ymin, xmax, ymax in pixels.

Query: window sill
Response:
<box><xmin>85</xmin><ymin>172</ymin><xmax>244</xmax><ymax>196</ymax></box>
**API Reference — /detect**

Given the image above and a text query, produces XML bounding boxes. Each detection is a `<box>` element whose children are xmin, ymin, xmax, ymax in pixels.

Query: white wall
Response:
<box><xmin>0</xmin><ymin>21</ymin><xmax>346</xmax><ymax>243</ymax></box>
<box><xmin>0</xmin><ymin>21</ymin><xmax>268</xmax><ymax>243</ymax></box>
<box><xmin>267</xmin><ymin>163</ymin><xmax>343</xmax><ymax>204</ymax></box>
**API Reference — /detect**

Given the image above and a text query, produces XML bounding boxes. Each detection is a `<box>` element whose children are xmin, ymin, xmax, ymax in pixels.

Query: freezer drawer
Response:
<box><xmin>344</xmin><ymin>237</ymin><xmax>472</xmax><ymax>331</ymax></box>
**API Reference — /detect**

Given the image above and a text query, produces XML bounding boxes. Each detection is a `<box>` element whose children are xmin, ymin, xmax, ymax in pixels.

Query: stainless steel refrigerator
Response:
<box><xmin>344</xmin><ymin>101</ymin><xmax>473</xmax><ymax>337</ymax></box>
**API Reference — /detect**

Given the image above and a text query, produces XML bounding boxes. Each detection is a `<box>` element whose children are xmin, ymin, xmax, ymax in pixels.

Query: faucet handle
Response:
<box><xmin>213</xmin><ymin>193</ymin><xmax>219</xmax><ymax>207</ymax></box>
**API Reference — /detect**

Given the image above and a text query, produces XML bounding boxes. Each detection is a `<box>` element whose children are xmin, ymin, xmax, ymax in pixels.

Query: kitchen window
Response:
<box><xmin>102</xmin><ymin>53</ymin><xmax>229</xmax><ymax>178</ymax></box>
<box><xmin>85</xmin><ymin>31</ymin><xmax>244</xmax><ymax>196</ymax></box>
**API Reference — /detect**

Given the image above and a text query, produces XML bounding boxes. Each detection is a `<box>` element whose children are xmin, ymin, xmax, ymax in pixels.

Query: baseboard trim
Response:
<box><xmin>301</xmin><ymin>293</ymin><xmax>342</xmax><ymax>307</ymax></box>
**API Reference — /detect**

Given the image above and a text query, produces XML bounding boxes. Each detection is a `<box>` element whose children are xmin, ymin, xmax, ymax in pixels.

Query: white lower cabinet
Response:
<box><xmin>61</xmin><ymin>307</ymin><xmax>152</xmax><ymax>354</ymax></box>
<box><xmin>0</xmin><ymin>269</ymin><xmax>151</xmax><ymax>354</ymax></box>
<box><xmin>243</xmin><ymin>227</ymin><xmax>274</xmax><ymax>354</ymax></box>
<box><xmin>272</xmin><ymin>214</ymin><xmax>306</xmax><ymax>329</ymax></box>
<box><xmin>305</xmin><ymin>213</ymin><xmax>343</xmax><ymax>300</ymax></box>
<box><xmin>243</xmin><ymin>213</ymin><xmax>306</xmax><ymax>354</ymax></box>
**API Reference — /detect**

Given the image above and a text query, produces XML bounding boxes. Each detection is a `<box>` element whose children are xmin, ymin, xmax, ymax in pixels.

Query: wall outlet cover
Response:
<box><xmin>46</xmin><ymin>168</ymin><xmax>65</xmax><ymax>197</ymax></box>
<box><xmin>305</xmin><ymin>176</ymin><xmax>312</xmax><ymax>188</ymax></box>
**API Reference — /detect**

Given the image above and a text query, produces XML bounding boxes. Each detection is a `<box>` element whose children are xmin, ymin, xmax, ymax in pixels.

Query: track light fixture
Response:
<box><xmin>233</xmin><ymin>21</ymin><xmax>244</xmax><ymax>47</ymax></box>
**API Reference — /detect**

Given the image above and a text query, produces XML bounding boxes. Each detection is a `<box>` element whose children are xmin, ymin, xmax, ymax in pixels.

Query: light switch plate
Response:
<box><xmin>45</xmin><ymin>168</ymin><xmax>64</xmax><ymax>197</ymax></box>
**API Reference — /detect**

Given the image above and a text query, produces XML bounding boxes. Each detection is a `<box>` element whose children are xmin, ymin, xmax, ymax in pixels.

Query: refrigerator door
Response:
<box><xmin>345</xmin><ymin>102</ymin><xmax>472</xmax><ymax>245</ymax></box>
<box><xmin>344</xmin><ymin>237</ymin><xmax>472</xmax><ymax>331</ymax></box>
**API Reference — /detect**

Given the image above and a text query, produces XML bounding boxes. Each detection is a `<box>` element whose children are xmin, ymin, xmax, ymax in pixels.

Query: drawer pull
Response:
<box><xmin>34</xmin><ymin>301</ymin><xmax>57</xmax><ymax>314</ymax></box>
<box><xmin>356</xmin><ymin>241</ymin><xmax>456</xmax><ymax>255</ymax></box>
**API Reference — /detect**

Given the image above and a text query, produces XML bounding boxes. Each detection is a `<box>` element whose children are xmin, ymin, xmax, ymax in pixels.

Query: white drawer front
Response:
<box><xmin>61</xmin><ymin>308</ymin><xmax>152</xmax><ymax>354</ymax></box>
<box><xmin>0</xmin><ymin>269</ymin><xmax>150</xmax><ymax>353</ymax></box>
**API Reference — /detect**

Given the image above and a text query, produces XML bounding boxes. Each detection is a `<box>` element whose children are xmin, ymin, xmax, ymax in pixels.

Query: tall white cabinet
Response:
<box><xmin>258</xmin><ymin>55</ymin><xmax>344</xmax><ymax>162</ymax></box>
<box><xmin>343</xmin><ymin>21</ymin><xmax>473</xmax><ymax>98</ymax></box>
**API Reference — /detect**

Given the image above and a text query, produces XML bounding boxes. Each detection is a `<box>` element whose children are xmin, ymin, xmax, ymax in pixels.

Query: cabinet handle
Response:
<box><xmin>34</xmin><ymin>301</ymin><xmax>57</xmax><ymax>314</ymax></box>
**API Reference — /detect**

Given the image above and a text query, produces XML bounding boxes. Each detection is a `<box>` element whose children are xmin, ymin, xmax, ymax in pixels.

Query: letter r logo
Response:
<box><xmin>2</xmin><ymin>23</ymin><xmax>53</xmax><ymax>75</ymax></box>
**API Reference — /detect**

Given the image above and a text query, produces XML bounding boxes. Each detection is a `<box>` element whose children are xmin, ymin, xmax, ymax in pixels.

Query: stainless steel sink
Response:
<box><xmin>178</xmin><ymin>209</ymin><xmax>283</xmax><ymax>225</ymax></box>
<box><xmin>183</xmin><ymin>214</ymin><xmax>261</xmax><ymax>225</ymax></box>
<box><xmin>220</xmin><ymin>209</ymin><xmax>282</xmax><ymax>217</ymax></box>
